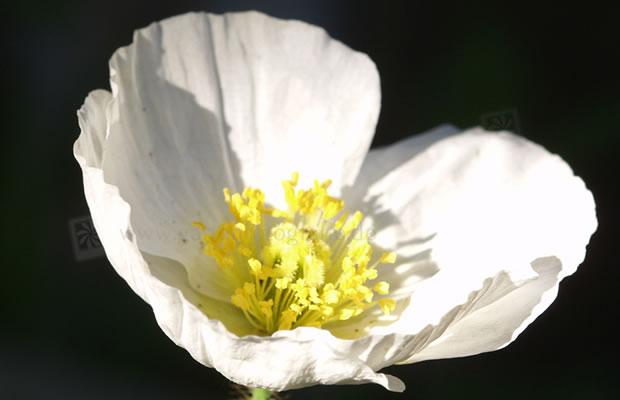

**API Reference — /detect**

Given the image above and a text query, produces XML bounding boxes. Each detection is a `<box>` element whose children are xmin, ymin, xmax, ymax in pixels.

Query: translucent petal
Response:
<box><xmin>100</xmin><ymin>11</ymin><xmax>380</xmax><ymax>300</ymax></box>
<box><xmin>74</xmin><ymin>12</ymin><xmax>398</xmax><ymax>392</ymax></box>
<box><xmin>343</xmin><ymin>127</ymin><xmax>596</xmax><ymax>359</ymax></box>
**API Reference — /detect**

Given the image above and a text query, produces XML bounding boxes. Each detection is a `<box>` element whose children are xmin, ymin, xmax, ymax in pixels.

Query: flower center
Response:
<box><xmin>192</xmin><ymin>173</ymin><xmax>396</xmax><ymax>335</ymax></box>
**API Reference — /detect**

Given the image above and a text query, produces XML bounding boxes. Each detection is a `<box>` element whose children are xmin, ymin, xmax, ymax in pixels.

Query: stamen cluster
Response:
<box><xmin>193</xmin><ymin>173</ymin><xmax>395</xmax><ymax>335</ymax></box>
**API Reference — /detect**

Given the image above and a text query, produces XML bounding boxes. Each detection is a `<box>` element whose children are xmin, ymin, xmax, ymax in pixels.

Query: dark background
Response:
<box><xmin>3</xmin><ymin>0</ymin><xmax>618</xmax><ymax>399</ymax></box>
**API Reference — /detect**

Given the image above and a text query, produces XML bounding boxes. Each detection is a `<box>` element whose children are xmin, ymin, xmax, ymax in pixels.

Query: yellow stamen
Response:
<box><xmin>191</xmin><ymin>221</ymin><xmax>205</xmax><ymax>231</ymax></box>
<box><xmin>374</xmin><ymin>281</ymin><xmax>390</xmax><ymax>295</ymax></box>
<box><xmin>381</xmin><ymin>252</ymin><xmax>397</xmax><ymax>263</ymax></box>
<box><xmin>192</xmin><ymin>173</ymin><xmax>397</xmax><ymax>335</ymax></box>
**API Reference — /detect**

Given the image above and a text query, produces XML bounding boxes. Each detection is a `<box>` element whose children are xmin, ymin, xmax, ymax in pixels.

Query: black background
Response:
<box><xmin>3</xmin><ymin>0</ymin><xmax>618</xmax><ymax>399</ymax></box>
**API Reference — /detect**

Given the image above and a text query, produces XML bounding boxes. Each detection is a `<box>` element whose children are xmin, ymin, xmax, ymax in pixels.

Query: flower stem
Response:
<box><xmin>251</xmin><ymin>387</ymin><xmax>270</xmax><ymax>400</ymax></box>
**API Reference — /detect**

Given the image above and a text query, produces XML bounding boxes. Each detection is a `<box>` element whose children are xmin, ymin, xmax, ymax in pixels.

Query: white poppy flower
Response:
<box><xmin>74</xmin><ymin>11</ymin><xmax>597</xmax><ymax>392</ymax></box>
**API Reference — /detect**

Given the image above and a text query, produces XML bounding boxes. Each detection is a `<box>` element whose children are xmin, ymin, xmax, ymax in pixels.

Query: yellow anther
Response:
<box><xmin>322</xmin><ymin>286</ymin><xmax>340</xmax><ymax>304</ymax></box>
<box><xmin>309</xmin><ymin>287</ymin><xmax>320</xmax><ymax>302</ymax></box>
<box><xmin>334</xmin><ymin>211</ymin><xmax>349</xmax><ymax>230</ymax></box>
<box><xmin>320</xmin><ymin>305</ymin><xmax>334</xmax><ymax>317</ymax></box>
<box><xmin>341</xmin><ymin>211</ymin><xmax>363</xmax><ymax>235</ymax></box>
<box><xmin>339</xmin><ymin>308</ymin><xmax>355</xmax><ymax>321</ymax></box>
<box><xmin>243</xmin><ymin>282</ymin><xmax>255</xmax><ymax>295</ymax></box>
<box><xmin>349</xmin><ymin>239</ymin><xmax>371</xmax><ymax>261</ymax></box>
<box><xmin>238</xmin><ymin>246</ymin><xmax>251</xmax><ymax>257</ymax></box>
<box><xmin>259</xmin><ymin>299</ymin><xmax>274</xmax><ymax>318</ymax></box>
<box><xmin>374</xmin><ymin>281</ymin><xmax>390</xmax><ymax>295</ymax></box>
<box><xmin>231</xmin><ymin>288</ymin><xmax>250</xmax><ymax>310</ymax></box>
<box><xmin>290</xmin><ymin>172</ymin><xmax>299</xmax><ymax>186</ymax></box>
<box><xmin>223</xmin><ymin>236</ymin><xmax>235</xmax><ymax>252</ymax></box>
<box><xmin>278</xmin><ymin>309</ymin><xmax>297</xmax><ymax>331</ymax></box>
<box><xmin>378</xmin><ymin>298</ymin><xmax>396</xmax><ymax>315</ymax></box>
<box><xmin>381</xmin><ymin>252</ymin><xmax>397</xmax><ymax>263</ymax></box>
<box><xmin>275</xmin><ymin>277</ymin><xmax>290</xmax><ymax>289</ymax></box>
<box><xmin>363</xmin><ymin>268</ymin><xmax>378</xmax><ymax>280</ymax></box>
<box><xmin>248</xmin><ymin>258</ymin><xmax>262</xmax><ymax>276</ymax></box>
<box><xmin>360</xmin><ymin>286</ymin><xmax>374</xmax><ymax>302</ymax></box>
<box><xmin>191</xmin><ymin>221</ymin><xmax>206</xmax><ymax>231</ymax></box>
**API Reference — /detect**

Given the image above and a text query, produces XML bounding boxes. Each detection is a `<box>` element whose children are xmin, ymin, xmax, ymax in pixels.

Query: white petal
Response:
<box><xmin>75</xmin><ymin>12</ymin><xmax>405</xmax><ymax>392</ymax></box>
<box><xmin>76</xmin><ymin>89</ymin><xmax>112</xmax><ymax>169</ymax></box>
<box><xmin>327</xmin><ymin>125</ymin><xmax>461</xmax><ymax>338</ymax></box>
<box><xmin>347</xmin><ymin>127</ymin><xmax>596</xmax><ymax>359</ymax></box>
<box><xmin>204</xmin><ymin>11</ymin><xmax>380</xmax><ymax>198</ymax></box>
<box><xmin>401</xmin><ymin>256</ymin><xmax>562</xmax><ymax>363</ymax></box>
<box><xmin>343</xmin><ymin>124</ymin><xmax>460</xmax><ymax>291</ymax></box>
<box><xmin>101</xmin><ymin>11</ymin><xmax>380</xmax><ymax>300</ymax></box>
<box><xmin>75</xmin><ymin>89</ymin><xmax>151</xmax><ymax>306</ymax></box>
<box><xmin>75</xmin><ymin>89</ymin><xmax>404</xmax><ymax>391</ymax></box>
<box><xmin>75</xmin><ymin>101</ymin><xmax>406</xmax><ymax>391</ymax></box>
